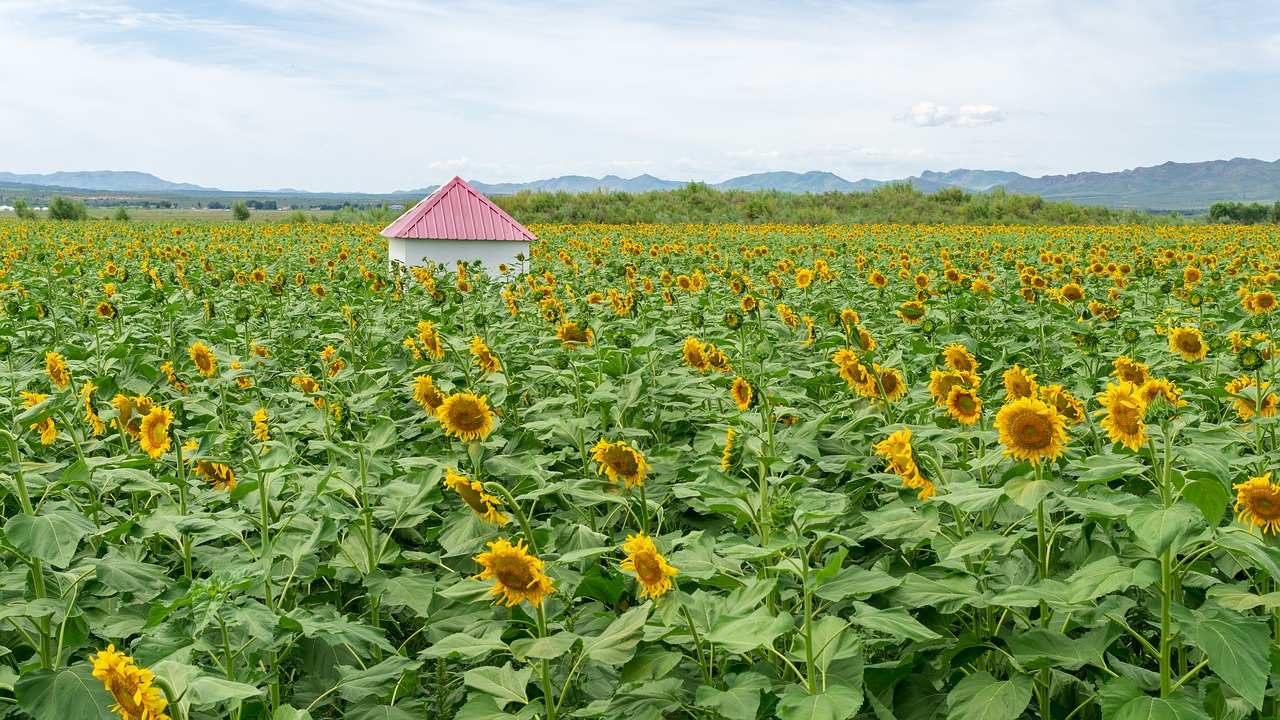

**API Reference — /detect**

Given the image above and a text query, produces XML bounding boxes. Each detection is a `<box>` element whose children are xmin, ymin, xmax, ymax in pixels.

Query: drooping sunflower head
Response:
<box><xmin>1112</xmin><ymin>356</ymin><xmax>1149</xmax><ymax>385</ymax></box>
<box><xmin>45</xmin><ymin>351</ymin><xmax>70</xmax><ymax>390</ymax></box>
<box><xmin>188</xmin><ymin>341</ymin><xmax>217</xmax><ymax>378</ymax></box>
<box><xmin>1002</xmin><ymin>364</ymin><xmax>1039</xmax><ymax>400</ymax></box>
<box><xmin>682</xmin><ymin>337</ymin><xmax>710</xmax><ymax>372</ymax></box>
<box><xmin>444</xmin><ymin>468</ymin><xmax>508</xmax><ymax>525</ymax></box>
<box><xmin>929</xmin><ymin>369</ymin><xmax>977</xmax><ymax>407</ymax></box>
<box><xmin>1235</xmin><ymin>473</ymin><xmax>1280</xmax><ymax>535</ymax></box>
<box><xmin>1139</xmin><ymin>377</ymin><xmax>1187</xmax><ymax>418</ymax></box>
<box><xmin>1095</xmin><ymin>381</ymin><xmax>1148</xmax><ymax>451</ymax></box>
<box><xmin>945</xmin><ymin>385</ymin><xmax>983</xmax><ymax>426</ymax></box>
<box><xmin>620</xmin><ymin>533</ymin><xmax>679</xmax><ymax>600</ymax></box>
<box><xmin>412</xmin><ymin>375</ymin><xmax>445</xmax><ymax>414</ymax></box>
<box><xmin>942</xmin><ymin>343</ymin><xmax>979</xmax><ymax>373</ymax></box>
<box><xmin>556</xmin><ymin>321</ymin><xmax>593</xmax><ymax>349</ymax></box>
<box><xmin>994</xmin><ymin>397</ymin><xmax>1067</xmax><ymax>464</ymax></box>
<box><xmin>252</xmin><ymin>407</ymin><xmax>270</xmax><ymax>443</ymax></box>
<box><xmin>721</xmin><ymin>428</ymin><xmax>743</xmax><ymax>471</ymax></box>
<box><xmin>91</xmin><ymin>645</ymin><xmax>170</xmax><ymax>720</ymax></box>
<box><xmin>469</xmin><ymin>336</ymin><xmax>501</xmax><ymax>374</ymax></box>
<box><xmin>591</xmin><ymin>438</ymin><xmax>651</xmax><ymax>488</ymax></box>
<box><xmin>874</xmin><ymin>365</ymin><xmax>907</xmax><ymax>402</ymax></box>
<box><xmin>95</xmin><ymin>300</ymin><xmax>116</xmax><ymax>318</ymax></box>
<box><xmin>731</xmin><ymin>376</ymin><xmax>755</xmax><ymax>411</ymax></box>
<box><xmin>139</xmin><ymin>405</ymin><xmax>174</xmax><ymax>459</ymax></box>
<box><xmin>897</xmin><ymin>300</ymin><xmax>926</xmax><ymax>324</ymax></box>
<box><xmin>1168</xmin><ymin>326</ymin><xmax>1208</xmax><ymax>361</ymax></box>
<box><xmin>1039</xmin><ymin>384</ymin><xmax>1085</xmax><ymax>425</ymax></box>
<box><xmin>473</xmin><ymin>537</ymin><xmax>554</xmax><ymax>608</ymax></box>
<box><xmin>436</xmin><ymin>391</ymin><xmax>495</xmax><ymax>442</ymax></box>
<box><xmin>1226</xmin><ymin>376</ymin><xmax>1278</xmax><ymax>421</ymax></box>
<box><xmin>194</xmin><ymin>461</ymin><xmax>237</xmax><ymax>492</ymax></box>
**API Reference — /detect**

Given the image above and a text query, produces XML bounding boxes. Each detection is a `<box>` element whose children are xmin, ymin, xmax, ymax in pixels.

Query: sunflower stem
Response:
<box><xmin>536</xmin><ymin>604</ymin><xmax>557</xmax><ymax>720</ymax></box>
<box><xmin>486</xmin><ymin>482</ymin><xmax>539</xmax><ymax>555</ymax></box>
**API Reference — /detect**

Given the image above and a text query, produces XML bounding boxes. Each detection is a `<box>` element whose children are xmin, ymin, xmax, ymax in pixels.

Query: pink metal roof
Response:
<box><xmin>380</xmin><ymin>176</ymin><xmax>537</xmax><ymax>242</ymax></box>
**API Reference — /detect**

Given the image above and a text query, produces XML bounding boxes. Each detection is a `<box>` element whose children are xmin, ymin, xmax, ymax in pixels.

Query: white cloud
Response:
<box><xmin>900</xmin><ymin>102</ymin><xmax>1006</xmax><ymax>128</ymax></box>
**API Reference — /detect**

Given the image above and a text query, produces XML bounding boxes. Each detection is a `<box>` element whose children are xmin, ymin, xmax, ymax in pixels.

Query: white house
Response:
<box><xmin>381</xmin><ymin>176</ymin><xmax>535</xmax><ymax>275</ymax></box>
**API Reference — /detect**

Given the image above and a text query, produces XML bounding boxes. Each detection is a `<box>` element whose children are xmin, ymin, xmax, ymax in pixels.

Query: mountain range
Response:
<box><xmin>6</xmin><ymin>158</ymin><xmax>1280</xmax><ymax>210</ymax></box>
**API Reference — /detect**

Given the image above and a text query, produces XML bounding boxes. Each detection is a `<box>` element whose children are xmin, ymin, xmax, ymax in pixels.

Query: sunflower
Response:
<box><xmin>139</xmin><ymin>405</ymin><xmax>174</xmax><ymax>459</ymax></box>
<box><xmin>731</xmin><ymin>376</ymin><xmax>754</xmax><ymax>411</ymax></box>
<box><xmin>929</xmin><ymin>369</ymin><xmax>978</xmax><ymax>407</ymax></box>
<box><xmin>1183</xmin><ymin>265</ymin><xmax>1202</xmax><ymax>285</ymax></box>
<box><xmin>707</xmin><ymin>345</ymin><xmax>732</xmax><ymax>373</ymax></box>
<box><xmin>194</xmin><ymin>461</ymin><xmax>236</xmax><ymax>492</ymax></box>
<box><xmin>1139</xmin><ymin>377</ymin><xmax>1187</xmax><ymax>414</ymax></box>
<box><xmin>45</xmin><ymin>351</ymin><xmax>70</xmax><ymax>390</ymax></box>
<box><xmin>683</xmin><ymin>337</ymin><xmax>711</xmax><ymax>372</ymax></box>
<box><xmin>188</xmin><ymin>341</ymin><xmax>217</xmax><ymax>378</ymax></box>
<box><xmin>994</xmin><ymin>397</ymin><xmax>1067</xmax><ymax>464</ymax></box>
<box><xmin>112</xmin><ymin>394</ymin><xmax>154</xmax><ymax>440</ymax></box>
<box><xmin>1059</xmin><ymin>283</ymin><xmax>1085</xmax><ymax>302</ymax></box>
<box><xmin>1003</xmin><ymin>364</ymin><xmax>1039</xmax><ymax>400</ymax></box>
<box><xmin>795</xmin><ymin>269</ymin><xmax>814</xmax><ymax>288</ymax></box>
<box><xmin>873</xmin><ymin>426</ymin><xmax>927</xmax><ymax>492</ymax></box>
<box><xmin>95</xmin><ymin>301</ymin><xmax>116</xmax><ymax>318</ymax></box>
<box><xmin>556</xmin><ymin>321</ymin><xmax>593</xmax><ymax>349</ymax></box>
<box><xmin>1095</xmin><ymin>382</ymin><xmax>1148</xmax><ymax>451</ymax></box>
<box><xmin>942</xmin><ymin>343</ymin><xmax>979</xmax><ymax>373</ymax></box>
<box><xmin>416</xmin><ymin>321</ymin><xmax>445</xmax><ymax>360</ymax></box>
<box><xmin>469</xmin><ymin>336</ymin><xmax>501</xmax><ymax>374</ymax></box>
<box><xmin>870</xmin><ymin>270</ymin><xmax>888</xmax><ymax>288</ymax></box>
<box><xmin>1249</xmin><ymin>291</ymin><xmax>1278</xmax><ymax>314</ymax></box>
<box><xmin>856</xmin><ymin>326</ymin><xmax>876</xmax><ymax>353</ymax></box>
<box><xmin>897</xmin><ymin>300</ymin><xmax>926</xmax><ymax>324</ymax></box>
<box><xmin>91</xmin><ymin>645</ymin><xmax>171</xmax><ymax>720</ymax></box>
<box><xmin>1039</xmin><ymin>384</ymin><xmax>1085</xmax><ymax>425</ymax></box>
<box><xmin>412</xmin><ymin>375</ymin><xmax>445</xmax><ymax>414</ymax></box>
<box><xmin>620</xmin><ymin>533</ymin><xmax>679</xmax><ymax>599</ymax></box>
<box><xmin>444</xmin><ymin>468</ymin><xmax>508</xmax><ymax>525</ymax></box>
<box><xmin>1226</xmin><ymin>376</ymin><xmax>1279</xmax><ymax>421</ymax></box>
<box><xmin>252</xmin><ymin>407</ymin><xmax>270</xmax><ymax>443</ymax></box>
<box><xmin>473</xmin><ymin>537</ymin><xmax>553</xmax><ymax>608</ymax></box>
<box><xmin>840</xmin><ymin>308</ymin><xmax>859</xmax><ymax>327</ymax></box>
<box><xmin>20</xmin><ymin>391</ymin><xmax>57</xmax><ymax>445</ymax></box>
<box><xmin>721</xmin><ymin>428</ymin><xmax>740</xmax><ymax>470</ymax></box>
<box><xmin>945</xmin><ymin>385</ymin><xmax>983</xmax><ymax>425</ymax></box>
<box><xmin>1234</xmin><ymin>473</ymin><xmax>1280</xmax><ymax>535</ymax></box>
<box><xmin>591</xmin><ymin>438</ymin><xmax>651</xmax><ymax>488</ymax></box>
<box><xmin>741</xmin><ymin>294</ymin><xmax>759</xmax><ymax>313</ymax></box>
<box><xmin>436</xmin><ymin>391</ymin><xmax>496</xmax><ymax>442</ymax></box>
<box><xmin>82</xmin><ymin>381</ymin><xmax>105</xmax><ymax>436</ymax></box>
<box><xmin>1168</xmin><ymin>326</ymin><xmax>1208</xmax><ymax>361</ymax></box>
<box><xmin>1112</xmin><ymin>356</ymin><xmax>1149</xmax><ymax>385</ymax></box>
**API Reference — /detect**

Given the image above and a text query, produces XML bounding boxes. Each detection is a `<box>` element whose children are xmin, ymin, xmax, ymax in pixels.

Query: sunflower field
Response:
<box><xmin>3</xmin><ymin>219</ymin><xmax>1280</xmax><ymax>720</ymax></box>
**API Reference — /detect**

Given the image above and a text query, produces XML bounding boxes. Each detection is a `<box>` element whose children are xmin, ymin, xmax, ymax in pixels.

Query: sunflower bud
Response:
<box><xmin>1238</xmin><ymin>346</ymin><xmax>1266</xmax><ymax>372</ymax></box>
<box><xmin>724</xmin><ymin>311</ymin><xmax>743</xmax><ymax>329</ymax></box>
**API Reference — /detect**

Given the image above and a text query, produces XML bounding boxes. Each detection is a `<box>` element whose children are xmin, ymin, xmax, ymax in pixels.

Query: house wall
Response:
<box><xmin>388</xmin><ymin>238</ymin><xmax>529</xmax><ymax>275</ymax></box>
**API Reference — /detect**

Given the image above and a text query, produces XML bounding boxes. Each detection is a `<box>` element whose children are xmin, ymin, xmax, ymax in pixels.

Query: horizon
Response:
<box><xmin>2</xmin><ymin>2</ymin><xmax>1279</xmax><ymax>193</ymax></box>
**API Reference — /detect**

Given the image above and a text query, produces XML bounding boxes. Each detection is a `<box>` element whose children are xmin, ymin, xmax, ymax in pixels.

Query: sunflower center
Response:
<box><xmin>633</xmin><ymin>552</ymin><xmax>664</xmax><ymax>584</ymax></box>
<box><xmin>1015</xmin><ymin>412</ymin><xmax>1052</xmax><ymax>449</ymax></box>
<box><xmin>604</xmin><ymin>447</ymin><xmax>640</xmax><ymax>476</ymax></box>
<box><xmin>1112</xmin><ymin>406</ymin><xmax>1141</xmax><ymax>434</ymax></box>
<box><xmin>447</xmin><ymin>402</ymin><xmax>484</xmax><ymax>431</ymax></box>
<box><xmin>492</xmin><ymin>556</ymin><xmax>536</xmax><ymax>590</ymax></box>
<box><xmin>957</xmin><ymin>394</ymin><xmax>977</xmax><ymax>414</ymax></box>
<box><xmin>456</xmin><ymin>482</ymin><xmax>489</xmax><ymax>514</ymax></box>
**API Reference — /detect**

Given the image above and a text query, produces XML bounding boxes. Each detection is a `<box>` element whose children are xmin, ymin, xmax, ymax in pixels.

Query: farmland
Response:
<box><xmin>2</xmin><ymin>218</ymin><xmax>1280</xmax><ymax>720</ymax></box>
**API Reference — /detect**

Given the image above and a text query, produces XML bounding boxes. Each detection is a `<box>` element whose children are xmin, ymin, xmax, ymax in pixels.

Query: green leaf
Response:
<box><xmin>706</xmin><ymin>607</ymin><xmax>795</xmax><ymax>654</ymax></box>
<box><xmin>1182</xmin><ymin>615</ymin><xmax>1269</xmax><ymax>709</ymax></box>
<box><xmin>889</xmin><ymin>574</ymin><xmax>981</xmax><ymax>613</ymax></box>
<box><xmin>945</xmin><ymin>672</ymin><xmax>1033</xmax><ymax>720</ymax></box>
<box><xmin>1065</xmin><ymin>557</ymin><xmax>1160</xmax><ymax>602</ymax></box>
<box><xmin>419</xmin><ymin>628</ymin><xmax>508</xmax><ymax>660</ymax></box>
<box><xmin>463</xmin><ymin>663</ymin><xmax>532</xmax><ymax>709</ymax></box>
<box><xmin>849</xmin><ymin>602</ymin><xmax>940</xmax><ymax>642</ymax></box>
<box><xmin>272</xmin><ymin>707</ymin><xmax>313</xmax><ymax>720</ymax></box>
<box><xmin>1126</xmin><ymin>502</ymin><xmax>1198</xmax><ymax>557</ymax></box>
<box><xmin>15</xmin><ymin>665</ymin><xmax>115</xmax><ymax>720</ymax></box>
<box><xmin>694</xmin><ymin>672</ymin><xmax>770</xmax><ymax>720</ymax></box>
<box><xmin>815</xmin><ymin>565</ymin><xmax>903</xmax><ymax>601</ymax></box>
<box><xmin>1072</xmin><ymin>453</ymin><xmax>1149</xmax><ymax>487</ymax></box>
<box><xmin>775</xmin><ymin>684</ymin><xmax>863</xmax><ymax>720</ymax></box>
<box><xmin>364</xmin><ymin>419</ymin><xmax>399</xmax><ymax>453</ymax></box>
<box><xmin>945</xmin><ymin>531</ymin><xmax>1019</xmax><ymax>562</ymax></box>
<box><xmin>1183</xmin><ymin>477</ymin><xmax>1229</xmax><ymax>527</ymax></box>
<box><xmin>858</xmin><ymin>504</ymin><xmax>938</xmax><ymax>541</ymax></box>
<box><xmin>511</xmin><ymin>632</ymin><xmax>580</xmax><ymax>661</ymax></box>
<box><xmin>4</xmin><ymin>509</ymin><xmax>96</xmax><ymax>568</ymax></box>
<box><xmin>607</xmin><ymin>678</ymin><xmax>682</xmax><ymax>720</ymax></box>
<box><xmin>184</xmin><ymin>675</ymin><xmax>265</xmax><ymax>707</ymax></box>
<box><xmin>337</xmin><ymin>656</ymin><xmax>421</xmax><ymax>703</ymax></box>
<box><xmin>1112</xmin><ymin>693</ymin><xmax>1211</xmax><ymax>720</ymax></box>
<box><xmin>1005</xmin><ymin>628</ymin><xmax>1108</xmax><ymax>671</ymax></box>
<box><xmin>1003</xmin><ymin>476</ymin><xmax>1055</xmax><ymax>510</ymax></box>
<box><xmin>584</xmin><ymin>605</ymin><xmax>651</xmax><ymax>666</ymax></box>
<box><xmin>620</xmin><ymin>647</ymin><xmax>683</xmax><ymax>684</ymax></box>
<box><xmin>1097</xmin><ymin>676</ymin><xmax>1145</xmax><ymax>719</ymax></box>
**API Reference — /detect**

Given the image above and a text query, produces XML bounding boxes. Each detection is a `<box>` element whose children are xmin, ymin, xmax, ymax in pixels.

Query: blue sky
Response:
<box><xmin>3</xmin><ymin>0</ymin><xmax>1280</xmax><ymax>192</ymax></box>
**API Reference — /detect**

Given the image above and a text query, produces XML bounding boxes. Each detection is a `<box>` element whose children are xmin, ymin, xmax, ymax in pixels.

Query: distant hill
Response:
<box><xmin>0</xmin><ymin>171</ymin><xmax>213</xmax><ymax>192</ymax></box>
<box><xmin>8</xmin><ymin>159</ymin><xmax>1280</xmax><ymax>211</ymax></box>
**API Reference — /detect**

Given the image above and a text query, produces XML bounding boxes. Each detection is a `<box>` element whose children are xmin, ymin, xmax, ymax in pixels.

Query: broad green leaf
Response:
<box><xmin>1182</xmin><ymin>615</ymin><xmax>1269</xmax><ymax>709</ymax></box>
<box><xmin>1126</xmin><ymin>502</ymin><xmax>1198</xmax><ymax>557</ymax></box>
<box><xmin>606</xmin><ymin>678</ymin><xmax>682</xmax><ymax>720</ymax></box>
<box><xmin>695</xmin><ymin>672</ymin><xmax>770</xmax><ymax>720</ymax></box>
<box><xmin>463</xmin><ymin>663</ymin><xmax>531</xmax><ymax>709</ymax></box>
<box><xmin>946</xmin><ymin>531</ymin><xmax>1018</xmax><ymax>562</ymax></box>
<box><xmin>4</xmin><ymin>509</ymin><xmax>96</xmax><ymax>568</ymax></box>
<box><xmin>946</xmin><ymin>671</ymin><xmax>1033</xmax><ymax>720</ymax></box>
<box><xmin>511</xmin><ymin>632</ymin><xmax>580</xmax><ymax>661</ymax></box>
<box><xmin>1183</xmin><ymin>477</ymin><xmax>1229</xmax><ymax>527</ymax></box>
<box><xmin>1003</xmin><ymin>476</ymin><xmax>1055</xmax><ymax>510</ymax></box>
<box><xmin>1065</xmin><ymin>557</ymin><xmax>1160</xmax><ymax>602</ymax></box>
<box><xmin>1005</xmin><ymin>628</ymin><xmax>1108</xmax><ymax>671</ymax></box>
<box><xmin>775</xmin><ymin>684</ymin><xmax>863</xmax><ymax>720</ymax></box>
<box><xmin>815</xmin><ymin>565</ymin><xmax>903</xmax><ymax>601</ymax></box>
<box><xmin>272</xmin><ymin>707</ymin><xmax>313</xmax><ymax>720</ymax></box>
<box><xmin>706</xmin><ymin>607</ymin><xmax>795</xmax><ymax>654</ymax></box>
<box><xmin>1072</xmin><ymin>453</ymin><xmax>1149</xmax><ymax>487</ymax></box>
<box><xmin>620</xmin><ymin>647</ymin><xmax>683</xmax><ymax>684</ymax></box>
<box><xmin>858</xmin><ymin>504</ymin><xmax>939</xmax><ymax>541</ymax></box>
<box><xmin>889</xmin><ymin>574</ymin><xmax>981</xmax><ymax>613</ymax></box>
<box><xmin>584</xmin><ymin>605</ymin><xmax>651</xmax><ymax>665</ymax></box>
<box><xmin>337</xmin><ymin>656</ymin><xmax>421</xmax><ymax>703</ymax></box>
<box><xmin>1112</xmin><ymin>693</ymin><xmax>1211</xmax><ymax>720</ymax></box>
<box><xmin>184</xmin><ymin>675</ymin><xmax>265</xmax><ymax>707</ymax></box>
<box><xmin>849</xmin><ymin>602</ymin><xmax>940</xmax><ymax>642</ymax></box>
<box><xmin>15</xmin><ymin>665</ymin><xmax>115</xmax><ymax>720</ymax></box>
<box><xmin>420</xmin><ymin>629</ymin><xmax>509</xmax><ymax>660</ymax></box>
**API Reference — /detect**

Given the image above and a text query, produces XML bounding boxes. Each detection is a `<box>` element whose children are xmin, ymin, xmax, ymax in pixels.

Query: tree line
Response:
<box><xmin>1207</xmin><ymin>200</ymin><xmax>1280</xmax><ymax>224</ymax></box>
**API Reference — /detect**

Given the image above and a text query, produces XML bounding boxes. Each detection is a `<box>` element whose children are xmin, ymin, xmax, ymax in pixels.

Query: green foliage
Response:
<box><xmin>112</xmin><ymin>205</ymin><xmax>131</xmax><ymax>222</ymax></box>
<box><xmin>329</xmin><ymin>202</ymin><xmax>400</xmax><ymax>225</ymax></box>
<box><xmin>13</xmin><ymin>197</ymin><xmax>36</xmax><ymax>220</ymax></box>
<box><xmin>285</xmin><ymin>209</ymin><xmax>309</xmax><ymax>224</ymax></box>
<box><xmin>1209</xmin><ymin>200</ymin><xmax>1272</xmax><ymax>224</ymax></box>
<box><xmin>232</xmin><ymin>200</ymin><xmax>251</xmax><ymax>221</ymax></box>
<box><xmin>47</xmin><ymin>195</ymin><xmax>88</xmax><ymax>221</ymax></box>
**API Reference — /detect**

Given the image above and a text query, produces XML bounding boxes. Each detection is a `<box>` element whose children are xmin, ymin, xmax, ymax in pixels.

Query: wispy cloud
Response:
<box><xmin>899</xmin><ymin>102</ymin><xmax>1006</xmax><ymax>128</ymax></box>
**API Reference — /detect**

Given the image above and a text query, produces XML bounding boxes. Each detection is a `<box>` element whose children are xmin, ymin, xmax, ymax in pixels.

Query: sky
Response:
<box><xmin>3</xmin><ymin>0</ymin><xmax>1280</xmax><ymax>192</ymax></box>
